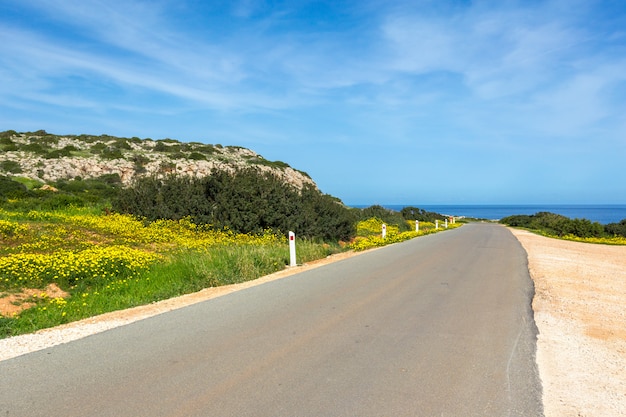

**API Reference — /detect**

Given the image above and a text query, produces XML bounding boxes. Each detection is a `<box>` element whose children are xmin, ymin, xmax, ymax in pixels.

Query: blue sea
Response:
<box><xmin>350</xmin><ymin>205</ymin><xmax>626</xmax><ymax>225</ymax></box>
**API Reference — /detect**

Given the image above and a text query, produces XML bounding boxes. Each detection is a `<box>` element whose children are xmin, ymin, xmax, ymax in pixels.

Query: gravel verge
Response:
<box><xmin>510</xmin><ymin>228</ymin><xmax>626</xmax><ymax>417</ymax></box>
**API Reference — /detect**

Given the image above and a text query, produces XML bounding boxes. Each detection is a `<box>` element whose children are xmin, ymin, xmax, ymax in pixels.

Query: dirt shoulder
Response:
<box><xmin>510</xmin><ymin>228</ymin><xmax>626</xmax><ymax>417</ymax></box>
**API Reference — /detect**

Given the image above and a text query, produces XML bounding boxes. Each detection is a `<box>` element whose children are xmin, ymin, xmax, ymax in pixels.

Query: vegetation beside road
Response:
<box><xmin>0</xmin><ymin>207</ymin><xmax>340</xmax><ymax>338</ymax></box>
<box><xmin>500</xmin><ymin>211</ymin><xmax>626</xmax><ymax>245</ymax></box>
<box><xmin>0</xmin><ymin>170</ymin><xmax>458</xmax><ymax>338</ymax></box>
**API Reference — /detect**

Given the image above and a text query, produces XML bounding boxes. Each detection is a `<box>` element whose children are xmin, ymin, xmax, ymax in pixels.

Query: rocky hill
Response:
<box><xmin>0</xmin><ymin>130</ymin><xmax>316</xmax><ymax>190</ymax></box>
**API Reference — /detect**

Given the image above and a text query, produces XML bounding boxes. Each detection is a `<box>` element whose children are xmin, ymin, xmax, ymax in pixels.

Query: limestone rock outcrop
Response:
<box><xmin>0</xmin><ymin>132</ymin><xmax>316</xmax><ymax>190</ymax></box>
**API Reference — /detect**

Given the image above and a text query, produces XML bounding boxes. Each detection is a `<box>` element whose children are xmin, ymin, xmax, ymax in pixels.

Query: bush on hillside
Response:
<box><xmin>0</xmin><ymin>175</ymin><xmax>122</xmax><ymax>210</ymax></box>
<box><xmin>0</xmin><ymin>176</ymin><xmax>31</xmax><ymax>199</ymax></box>
<box><xmin>0</xmin><ymin>130</ymin><xmax>18</xmax><ymax>139</ymax></box>
<box><xmin>112</xmin><ymin>169</ymin><xmax>356</xmax><ymax>241</ymax></box>
<box><xmin>52</xmin><ymin>175</ymin><xmax>122</xmax><ymax>201</ymax></box>
<box><xmin>0</xmin><ymin>161</ymin><xmax>22</xmax><ymax>174</ymax></box>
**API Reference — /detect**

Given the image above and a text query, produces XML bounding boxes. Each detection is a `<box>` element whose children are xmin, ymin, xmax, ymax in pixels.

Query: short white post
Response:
<box><xmin>382</xmin><ymin>223</ymin><xmax>387</xmax><ymax>239</ymax></box>
<box><xmin>445</xmin><ymin>218</ymin><xmax>448</xmax><ymax>228</ymax></box>
<box><xmin>415</xmin><ymin>220</ymin><xmax>419</xmax><ymax>232</ymax></box>
<box><xmin>435</xmin><ymin>220</ymin><xmax>439</xmax><ymax>229</ymax></box>
<box><xmin>288</xmin><ymin>231</ymin><xmax>296</xmax><ymax>267</ymax></box>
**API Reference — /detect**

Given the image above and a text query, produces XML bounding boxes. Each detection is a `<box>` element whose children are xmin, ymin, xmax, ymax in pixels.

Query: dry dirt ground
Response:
<box><xmin>0</xmin><ymin>284</ymin><xmax>69</xmax><ymax>316</ymax></box>
<box><xmin>510</xmin><ymin>228</ymin><xmax>626</xmax><ymax>417</ymax></box>
<box><xmin>1</xmin><ymin>228</ymin><xmax>625</xmax><ymax>416</ymax></box>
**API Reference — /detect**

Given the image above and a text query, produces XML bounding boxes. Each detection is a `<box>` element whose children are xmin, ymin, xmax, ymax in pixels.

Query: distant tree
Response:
<box><xmin>21</xmin><ymin>142</ymin><xmax>47</xmax><ymax>155</ymax></box>
<box><xmin>400</xmin><ymin>206</ymin><xmax>447</xmax><ymax>222</ymax></box>
<box><xmin>0</xmin><ymin>137</ymin><xmax>15</xmax><ymax>145</ymax></box>
<box><xmin>605</xmin><ymin>219</ymin><xmax>626</xmax><ymax>237</ymax></box>
<box><xmin>0</xmin><ymin>130</ymin><xmax>17</xmax><ymax>139</ymax></box>
<box><xmin>501</xmin><ymin>212</ymin><xmax>605</xmax><ymax>238</ymax></box>
<box><xmin>0</xmin><ymin>160</ymin><xmax>22</xmax><ymax>174</ymax></box>
<box><xmin>101</xmin><ymin>148</ymin><xmax>124</xmax><ymax>159</ymax></box>
<box><xmin>0</xmin><ymin>176</ymin><xmax>30</xmax><ymax>199</ymax></box>
<box><xmin>188</xmin><ymin>152</ymin><xmax>206</xmax><ymax>161</ymax></box>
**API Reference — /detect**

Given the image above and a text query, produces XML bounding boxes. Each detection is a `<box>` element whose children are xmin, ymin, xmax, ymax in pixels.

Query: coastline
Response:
<box><xmin>351</xmin><ymin>204</ymin><xmax>626</xmax><ymax>225</ymax></box>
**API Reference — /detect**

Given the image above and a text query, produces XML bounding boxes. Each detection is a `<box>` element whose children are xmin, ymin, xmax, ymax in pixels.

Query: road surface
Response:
<box><xmin>0</xmin><ymin>223</ymin><xmax>543</xmax><ymax>416</ymax></box>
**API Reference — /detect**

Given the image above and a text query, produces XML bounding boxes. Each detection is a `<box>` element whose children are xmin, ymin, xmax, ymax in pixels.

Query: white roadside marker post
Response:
<box><xmin>445</xmin><ymin>218</ymin><xmax>448</xmax><ymax>228</ymax></box>
<box><xmin>288</xmin><ymin>231</ymin><xmax>297</xmax><ymax>267</ymax></box>
<box><xmin>436</xmin><ymin>220</ymin><xmax>439</xmax><ymax>229</ymax></box>
<box><xmin>382</xmin><ymin>223</ymin><xmax>387</xmax><ymax>239</ymax></box>
<box><xmin>415</xmin><ymin>220</ymin><xmax>419</xmax><ymax>232</ymax></box>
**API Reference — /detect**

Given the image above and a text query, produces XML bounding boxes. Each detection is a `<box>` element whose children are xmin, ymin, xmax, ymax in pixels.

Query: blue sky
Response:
<box><xmin>1</xmin><ymin>0</ymin><xmax>625</xmax><ymax>205</ymax></box>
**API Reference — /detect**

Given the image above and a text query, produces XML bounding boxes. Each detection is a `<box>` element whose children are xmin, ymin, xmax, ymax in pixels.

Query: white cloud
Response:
<box><xmin>3</xmin><ymin>0</ymin><xmax>625</xmax><ymax>143</ymax></box>
<box><xmin>527</xmin><ymin>61</ymin><xmax>626</xmax><ymax>137</ymax></box>
<box><xmin>0</xmin><ymin>21</ymin><xmax>293</xmax><ymax>111</ymax></box>
<box><xmin>380</xmin><ymin>4</ymin><xmax>588</xmax><ymax>98</ymax></box>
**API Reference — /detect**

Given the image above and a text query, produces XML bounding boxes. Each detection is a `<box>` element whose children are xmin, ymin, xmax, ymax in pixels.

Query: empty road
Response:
<box><xmin>0</xmin><ymin>223</ymin><xmax>543</xmax><ymax>416</ymax></box>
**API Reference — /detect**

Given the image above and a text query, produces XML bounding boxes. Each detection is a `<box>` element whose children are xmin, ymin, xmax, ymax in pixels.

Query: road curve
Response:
<box><xmin>0</xmin><ymin>223</ymin><xmax>543</xmax><ymax>416</ymax></box>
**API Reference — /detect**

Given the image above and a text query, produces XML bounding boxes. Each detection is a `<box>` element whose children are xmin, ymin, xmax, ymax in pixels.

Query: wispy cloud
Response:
<box><xmin>2</xmin><ymin>0</ymin><xmax>625</xmax><ymax>202</ymax></box>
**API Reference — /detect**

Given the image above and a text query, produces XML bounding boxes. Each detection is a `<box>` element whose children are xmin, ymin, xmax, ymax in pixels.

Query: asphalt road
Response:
<box><xmin>0</xmin><ymin>223</ymin><xmax>543</xmax><ymax>416</ymax></box>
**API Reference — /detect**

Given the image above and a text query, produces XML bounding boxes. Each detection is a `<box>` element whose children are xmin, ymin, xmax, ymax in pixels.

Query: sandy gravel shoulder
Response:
<box><xmin>510</xmin><ymin>228</ymin><xmax>626</xmax><ymax>417</ymax></box>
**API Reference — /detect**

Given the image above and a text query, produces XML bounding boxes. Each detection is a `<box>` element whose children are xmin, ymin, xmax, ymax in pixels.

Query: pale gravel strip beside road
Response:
<box><xmin>2</xmin><ymin>227</ymin><xmax>625</xmax><ymax>416</ymax></box>
<box><xmin>510</xmin><ymin>228</ymin><xmax>626</xmax><ymax>417</ymax></box>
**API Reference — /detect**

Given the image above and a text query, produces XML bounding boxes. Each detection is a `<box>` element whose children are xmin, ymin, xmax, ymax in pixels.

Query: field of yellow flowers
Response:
<box><xmin>0</xmin><ymin>207</ymin><xmax>338</xmax><ymax>337</ymax></box>
<box><xmin>349</xmin><ymin>217</ymin><xmax>462</xmax><ymax>251</ymax></box>
<box><xmin>0</xmin><ymin>208</ymin><xmax>461</xmax><ymax>338</ymax></box>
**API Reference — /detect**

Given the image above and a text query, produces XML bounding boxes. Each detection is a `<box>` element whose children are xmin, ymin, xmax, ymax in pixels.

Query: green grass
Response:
<box><xmin>11</xmin><ymin>176</ymin><xmax>44</xmax><ymax>190</ymax></box>
<box><xmin>0</xmin><ymin>219</ymin><xmax>342</xmax><ymax>339</ymax></box>
<box><xmin>0</xmin><ymin>202</ymin><xmax>442</xmax><ymax>339</ymax></box>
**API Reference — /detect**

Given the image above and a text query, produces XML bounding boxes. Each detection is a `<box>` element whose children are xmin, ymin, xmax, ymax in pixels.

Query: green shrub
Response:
<box><xmin>44</xmin><ymin>148</ymin><xmax>73</xmax><ymax>159</ymax></box>
<box><xmin>154</xmin><ymin>141</ymin><xmax>181</xmax><ymax>153</ymax></box>
<box><xmin>39</xmin><ymin>194</ymin><xmax>86</xmax><ymax>210</ymax></box>
<box><xmin>0</xmin><ymin>160</ymin><xmax>22</xmax><ymax>174</ymax></box>
<box><xmin>101</xmin><ymin>148</ymin><xmax>123</xmax><ymax>159</ymax></box>
<box><xmin>90</xmin><ymin>142</ymin><xmax>107</xmax><ymax>153</ymax></box>
<box><xmin>132</xmin><ymin>155</ymin><xmax>150</xmax><ymax>173</ymax></box>
<box><xmin>0</xmin><ymin>130</ymin><xmax>17</xmax><ymax>139</ymax></box>
<box><xmin>195</xmin><ymin>145</ymin><xmax>216</xmax><ymax>155</ymax></box>
<box><xmin>188</xmin><ymin>152</ymin><xmax>206</xmax><ymax>161</ymax></box>
<box><xmin>246</xmin><ymin>157</ymin><xmax>290</xmax><ymax>169</ymax></box>
<box><xmin>21</xmin><ymin>142</ymin><xmax>46</xmax><ymax>155</ymax></box>
<box><xmin>52</xmin><ymin>176</ymin><xmax>121</xmax><ymax>201</ymax></box>
<box><xmin>113</xmin><ymin>170</ymin><xmax>356</xmax><ymax>241</ymax></box>
<box><xmin>358</xmin><ymin>205</ymin><xmax>411</xmax><ymax>232</ymax></box>
<box><xmin>114</xmin><ymin>139</ymin><xmax>131</xmax><ymax>150</ymax></box>
<box><xmin>605</xmin><ymin>219</ymin><xmax>626</xmax><ymax>237</ymax></box>
<box><xmin>0</xmin><ymin>176</ymin><xmax>31</xmax><ymax>199</ymax></box>
<box><xmin>400</xmin><ymin>206</ymin><xmax>447</xmax><ymax>222</ymax></box>
<box><xmin>501</xmin><ymin>212</ymin><xmax>606</xmax><ymax>238</ymax></box>
<box><xmin>0</xmin><ymin>137</ymin><xmax>15</xmax><ymax>145</ymax></box>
